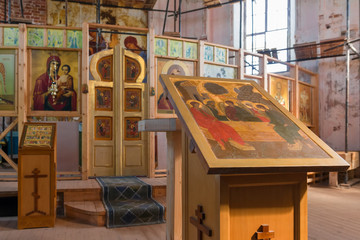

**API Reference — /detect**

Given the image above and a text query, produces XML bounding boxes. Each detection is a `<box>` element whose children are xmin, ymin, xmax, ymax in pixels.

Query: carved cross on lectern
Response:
<box><xmin>190</xmin><ymin>205</ymin><xmax>212</xmax><ymax>240</ymax></box>
<box><xmin>24</xmin><ymin>168</ymin><xmax>47</xmax><ymax>216</ymax></box>
<box><xmin>256</xmin><ymin>224</ymin><xmax>275</xmax><ymax>240</ymax></box>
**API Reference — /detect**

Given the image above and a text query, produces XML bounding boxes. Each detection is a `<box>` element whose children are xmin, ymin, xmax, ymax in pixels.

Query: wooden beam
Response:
<box><xmin>0</xmin><ymin>149</ymin><xmax>18</xmax><ymax>171</ymax></box>
<box><xmin>81</xmin><ymin>22</ymin><xmax>90</xmax><ymax>180</ymax></box>
<box><xmin>0</xmin><ymin>118</ymin><xmax>18</xmax><ymax>141</ymax></box>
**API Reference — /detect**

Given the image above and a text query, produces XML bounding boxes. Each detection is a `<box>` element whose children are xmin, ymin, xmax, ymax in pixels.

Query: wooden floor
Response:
<box><xmin>308</xmin><ymin>182</ymin><xmax>360</xmax><ymax>240</ymax></box>
<box><xmin>1</xmin><ymin>181</ymin><xmax>360</xmax><ymax>239</ymax></box>
<box><xmin>0</xmin><ymin>217</ymin><xmax>166</xmax><ymax>240</ymax></box>
<box><xmin>0</xmin><ymin>177</ymin><xmax>167</xmax><ymax>197</ymax></box>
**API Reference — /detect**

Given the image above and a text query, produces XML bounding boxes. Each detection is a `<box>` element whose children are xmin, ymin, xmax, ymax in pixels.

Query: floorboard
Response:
<box><xmin>1</xmin><ymin>180</ymin><xmax>360</xmax><ymax>239</ymax></box>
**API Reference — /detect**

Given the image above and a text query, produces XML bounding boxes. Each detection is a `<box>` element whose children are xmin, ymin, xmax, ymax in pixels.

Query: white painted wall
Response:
<box><xmin>152</xmin><ymin>0</ymin><xmax>234</xmax><ymax>46</ymax></box>
<box><xmin>296</xmin><ymin>0</ymin><xmax>360</xmax><ymax>151</ymax></box>
<box><xmin>318</xmin><ymin>0</ymin><xmax>360</xmax><ymax>151</ymax></box>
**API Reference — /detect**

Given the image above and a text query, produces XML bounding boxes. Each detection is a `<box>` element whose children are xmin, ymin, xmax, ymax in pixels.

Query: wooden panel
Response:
<box><xmin>64</xmin><ymin>191</ymin><xmax>101</xmax><ymax>202</ymax></box>
<box><xmin>184</xmin><ymin>134</ymin><xmax>220</xmax><ymax>240</ymax></box>
<box><xmin>20</xmin><ymin>155</ymin><xmax>51</xmax><ymax>216</ymax></box>
<box><xmin>18</xmin><ymin>149</ymin><xmax>56</xmax><ymax>229</ymax></box>
<box><xmin>124</xmin><ymin>145</ymin><xmax>142</xmax><ymax>167</ymax></box>
<box><xmin>229</xmin><ymin>184</ymin><xmax>294</xmax><ymax>239</ymax></box>
<box><xmin>94</xmin><ymin>146</ymin><xmax>113</xmax><ymax>167</ymax></box>
<box><xmin>220</xmin><ymin>173</ymin><xmax>308</xmax><ymax>240</ymax></box>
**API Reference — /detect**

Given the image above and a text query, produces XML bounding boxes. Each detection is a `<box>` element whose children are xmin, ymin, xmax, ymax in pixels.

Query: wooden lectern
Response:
<box><xmin>18</xmin><ymin>123</ymin><xmax>57</xmax><ymax>229</ymax></box>
<box><xmin>141</xmin><ymin>75</ymin><xmax>349</xmax><ymax>240</ymax></box>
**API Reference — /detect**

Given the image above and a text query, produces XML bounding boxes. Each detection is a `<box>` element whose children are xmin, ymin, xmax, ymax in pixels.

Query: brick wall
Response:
<box><xmin>0</xmin><ymin>0</ymin><xmax>47</xmax><ymax>25</ymax></box>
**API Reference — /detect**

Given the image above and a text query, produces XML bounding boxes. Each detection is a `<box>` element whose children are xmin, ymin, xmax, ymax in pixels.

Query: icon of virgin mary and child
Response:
<box><xmin>33</xmin><ymin>55</ymin><xmax>77</xmax><ymax>111</ymax></box>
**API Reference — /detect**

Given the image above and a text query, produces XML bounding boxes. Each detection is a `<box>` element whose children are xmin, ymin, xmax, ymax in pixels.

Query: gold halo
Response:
<box><xmin>186</xmin><ymin>99</ymin><xmax>203</xmax><ymax>108</ymax></box>
<box><xmin>253</xmin><ymin>103</ymin><xmax>269</xmax><ymax>111</ymax></box>
<box><xmin>241</xmin><ymin>100</ymin><xmax>254</xmax><ymax>108</ymax></box>
<box><xmin>203</xmin><ymin>99</ymin><xmax>215</xmax><ymax>105</ymax></box>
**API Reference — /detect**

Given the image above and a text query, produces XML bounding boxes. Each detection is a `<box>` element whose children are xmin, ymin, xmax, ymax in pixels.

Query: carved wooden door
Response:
<box><xmin>89</xmin><ymin>46</ymin><xmax>147</xmax><ymax>176</ymax></box>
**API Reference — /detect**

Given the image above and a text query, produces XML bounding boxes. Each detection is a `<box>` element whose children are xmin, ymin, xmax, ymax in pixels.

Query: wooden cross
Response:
<box><xmin>256</xmin><ymin>224</ymin><xmax>275</xmax><ymax>240</ymax></box>
<box><xmin>190</xmin><ymin>205</ymin><xmax>212</xmax><ymax>240</ymax></box>
<box><xmin>24</xmin><ymin>168</ymin><xmax>47</xmax><ymax>216</ymax></box>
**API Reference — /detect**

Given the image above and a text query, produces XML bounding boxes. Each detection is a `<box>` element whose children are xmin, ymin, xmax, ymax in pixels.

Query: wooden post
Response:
<box><xmin>18</xmin><ymin>23</ymin><xmax>27</xmax><ymax>141</ymax></box>
<box><xmin>239</xmin><ymin>48</ymin><xmax>245</xmax><ymax>79</ymax></box>
<box><xmin>294</xmin><ymin>65</ymin><xmax>300</xmax><ymax>119</ymax></box>
<box><xmin>198</xmin><ymin>41</ymin><xmax>205</xmax><ymax>77</ymax></box>
<box><xmin>329</xmin><ymin>172</ymin><xmax>338</xmax><ymax>187</ymax></box>
<box><xmin>81</xmin><ymin>22</ymin><xmax>90</xmax><ymax>180</ymax></box>
<box><xmin>166</xmin><ymin>129</ymin><xmax>183</xmax><ymax>240</ymax></box>
<box><xmin>148</xmin><ymin>26</ymin><xmax>156</xmax><ymax>178</ymax></box>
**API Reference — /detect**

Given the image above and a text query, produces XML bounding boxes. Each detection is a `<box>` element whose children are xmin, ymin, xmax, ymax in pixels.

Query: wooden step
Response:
<box><xmin>152</xmin><ymin>185</ymin><xmax>166</xmax><ymax>198</ymax></box>
<box><xmin>154</xmin><ymin>196</ymin><xmax>166</xmax><ymax>220</ymax></box>
<box><xmin>63</xmin><ymin>189</ymin><xmax>102</xmax><ymax>202</ymax></box>
<box><xmin>65</xmin><ymin>201</ymin><xmax>106</xmax><ymax>226</ymax></box>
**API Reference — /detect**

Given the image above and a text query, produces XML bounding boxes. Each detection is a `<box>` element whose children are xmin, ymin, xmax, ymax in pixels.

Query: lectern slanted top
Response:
<box><xmin>158</xmin><ymin>74</ymin><xmax>349</xmax><ymax>240</ymax></box>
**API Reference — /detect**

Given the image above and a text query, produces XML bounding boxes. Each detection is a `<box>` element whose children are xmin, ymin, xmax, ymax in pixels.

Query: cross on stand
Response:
<box><xmin>190</xmin><ymin>205</ymin><xmax>212</xmax><ymax>240</ymax></box>
<box><xmin>256</xmin><ymin>224</ymin><xmax>275</xmax><ymax>240</ymax></box>
<box><xmin>24</xmin><ymin>168</ymin><xmax>47</xmax><ymax>216</ymax></box>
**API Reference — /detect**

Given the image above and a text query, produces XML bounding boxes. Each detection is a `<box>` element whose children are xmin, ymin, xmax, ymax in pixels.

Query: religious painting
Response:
<box><xmin>95</xmin><ymin>116</ymin><xmax>112</xmax><ymax>140</ymax></box>
<box><xmin>215</xmin><ymin>47</ymin><xmax>226</xmax><ymax>64</ymax></box>
<box><xmin>185</xmin><ymin>42</ymin><xmax>197</xmax><ymax>60</ymax></box>
<box><xmin>88</xmin><ymin>29</ymin><xmax>108</xmax><ymax>55</ymax></box>
<box><xmin>30</xmin><ymin>50</ymin><xmax>79</xmax><ymax>112</ymax></box>
<box><xmin>204</xmin><ymin>45</ymin><xmax>214</xmax><ymax>62</ymax></box>
<box><xmin>47</xmin><ymin>0</ymin><xmax>81</xmax><ymax>27</ymax></box>
<box><xmin>47</xmin><ymin>29</ymin><xmax>64</xmax><ymax>48</ymax></box>
<box><xmin>4</xmin><ymin>27</ymin><xmax>19</xmax><ymax>46</ymax></box>
<box><xmin>125</xmin><ymin>57</ymin><xmax>141</xmax><ymax>83</ymax></box>
<box><xmin>120</xmin><ymin>34</ymin><xmax>147</xmax><ymax>83</ymax></box>
<box><xmin>27</xmin><ymin>28</ymin><xmax>44</xmax><ymax>47</ymax></box>
<box><xmin>95</xmin><ymin>87</ymin><xmax>112</xmax><ymax>111</ymax></box>
<box><xmin>67</xmin><ymin>30</ymin><xmax>82</xmax><ymax>49</ymax></box>
<box><xmin>203</xmin><ymin>64</ymin><xmax>236</xmax><ymax>79</ymax></box>
<box><xmin>20</xmin><ymin>123</ymin><xmax>56</xmax><ymax>148</ymax></box>
<box><xmin>124</xmin><ymin>88</ymin><xmax>141</xmax><ymax>112</ymax></box>
<box><xmin>96</xmin><ymin>55</ymin><xmax>112</xmax><ymax>82</ymax></box>
<box><xmin>0</xmin><ymin>50</ymin><xmax>16</xmax><ymax>111</ymax></box>
<box><xmin>155</xmin><ymin>38</ymin><xmax>167</xmax><ymax>56</ymax></box>
<box><xmin>169</xmin><ymin>40</ymin><xmax>183</xmax><ymax>58</ymax></box>
<box><xmin>269</xmin><ymin>76</ymin><xmax>290</xmax><ymax>110</ymax></box>
<box><xmin>156</xmin><ymin>58</ymin><xmax>195</xmax><ymax>115</ymax></box>
<box><xmin>158</xmin><ymin>75</ymin><xmax>348</xmax><ymax>173</ymax></box>
<box><xmin>124</xmin><ymin>117</ymin><xmax>141</xmax><ymax>140</ymax></box>
<box><xmin>299</xmin><ymin>83</ymin><xmax>312</xmax><ymax>126</ymax></box>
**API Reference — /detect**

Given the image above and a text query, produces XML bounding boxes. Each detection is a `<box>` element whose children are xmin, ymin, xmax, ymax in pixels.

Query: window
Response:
<box><xmin>243</xmin><ymin>0</ymin><xmax>290</xmax><ymax>73</ymax></box>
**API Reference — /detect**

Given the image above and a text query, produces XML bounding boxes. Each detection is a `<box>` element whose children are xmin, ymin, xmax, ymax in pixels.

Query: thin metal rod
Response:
<box><xmin>345</xmin><ymin>0</ymin><xmax>350</xmax><ymax>153</ymax></box>
<box><xmin>179</xmin><ymin>0</ymin><xmax>182</xmax><ymax>37</ymax></box>
<box><xmin>7</xmin><ymin>0</ymin><xmax>11</xmax><ymax>23</ymax></box>
<box><xmin>168</xmin><ymin>0</ymin><xmax>241</xmax><ymax>16</ymax></box>
<box><xmin>251</xmin><ymin>0</ymin><xmax>254</xmax><ymax>75</ymax></box>
<box><xmin>95</xmin><ymin>30</ymin><xmax>147</xmax><ymax>37</ymax></box>
<box><xmin>96</xmin><ymin>0</ymin><xmax>101</xmax><ymax>53</ymax></box>
<box><xmin>96</xmin><ymin>0</ymin><xmax>100</xmax><ymax>24</ymax></box>
<box><xmin>4</xmin><ymin>0</ymin><xmax>6</xmax><ymax>23</ymax></box>
<box><xmin>323</xmin><ymin>38</ymin><xmax>360</xmax><ymax>52</ymax></box>
<box><xmin>52</xmin><ymin>0</ymin><xmax>95</xmax><ymax>6</ymax></box>
<box><xmin>162</xmin><ymin>0</ymin><xmax>170</xmax><ymax>35</ymax></box>
<box><xmin>239</xmin><ymin>0</ymin><xmax>242</xmax><ymax>48</ymax></box>
<box><xmin>20</xmin><ymin>0</ymin><xmax>24</xmax><ymax>18</ymax></box>
<box><xmin>65</xmin><ymin>0</ymin><xmax>68</xmax><ymax>27</ymax></box>
<box><xmin>174</xmin><ymin>0</ymin><xmax>177</xmax><ymax>32</ymax></box>
<box><xmin>101</xmin><ymin>4</ymin><xmax>173</xmax><ymax>13</ymax></box>
<box><xmin>286</xmin><ymin>53</ymin><xmax>358</xmax><ymax>62</ymax></box>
